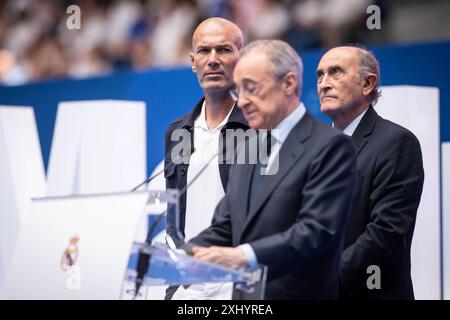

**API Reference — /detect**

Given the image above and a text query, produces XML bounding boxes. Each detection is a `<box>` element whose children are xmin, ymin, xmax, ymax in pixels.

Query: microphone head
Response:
<box><xmin>179</xmin><ymin>243</ymin><xmax>194</xmax><ymax>256</ymax></box>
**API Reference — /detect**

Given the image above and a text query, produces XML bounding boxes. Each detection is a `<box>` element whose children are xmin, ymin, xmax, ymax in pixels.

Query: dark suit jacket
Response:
<box><xmin>340</xmin><ymin>106</ymin><xmax>424</xmax><ymax>299</ymax></box>
<box><xmin>191</xmin><ymin>112</ymin><xmax>356</xmax><ymax>299</ymax></box>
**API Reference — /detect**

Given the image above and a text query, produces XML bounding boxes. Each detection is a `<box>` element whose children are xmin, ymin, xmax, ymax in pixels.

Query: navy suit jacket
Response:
<box><xmin>191</xmin><ymin>112</ymin><xmax>356</xmax><ymax>299</ymax></box>
<box><xmin>340</xmin><ymin>106</ymin><xmax>424</xmax><ymax>299</ymax></box>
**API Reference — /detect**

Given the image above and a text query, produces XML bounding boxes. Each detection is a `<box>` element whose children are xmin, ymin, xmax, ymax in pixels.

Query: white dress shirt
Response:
<box><xmin>183</xmin><ymin>102</ymin><xmax>234</xmax><ymax>241</ymax></box>
<box><xmin>173</xmin><ymin>101</ymin><xmax>235</xmax><ymax>300</ymax></box>
<box><xmin>338</xmin><ymin>107</ymin><xmax>369</xmax><ymax>136</ymax></box>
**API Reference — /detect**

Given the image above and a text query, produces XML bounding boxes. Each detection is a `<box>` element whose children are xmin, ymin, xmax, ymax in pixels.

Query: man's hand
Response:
<box><xmin>192</xmin><ymin>246</ymin><xmax>248</xmax><ymax>269</ymax></box>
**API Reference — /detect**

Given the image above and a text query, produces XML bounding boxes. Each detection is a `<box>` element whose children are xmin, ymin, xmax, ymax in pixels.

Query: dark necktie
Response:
<box><xmin>248</xmin><ymin>132</ymin><xmax>274</xmax><ymax>213</ymax></box>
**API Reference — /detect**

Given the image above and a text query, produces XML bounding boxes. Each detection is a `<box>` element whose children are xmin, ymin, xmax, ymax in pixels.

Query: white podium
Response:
<box><xmin>4</xmin><ymin>191</ymin><xmax>151</xmax><ymax>299</ymax></box>
<box><xmin>4</xmin><ymin>190</ymin><xmax>267</xmax><ymax>300</ymax></box>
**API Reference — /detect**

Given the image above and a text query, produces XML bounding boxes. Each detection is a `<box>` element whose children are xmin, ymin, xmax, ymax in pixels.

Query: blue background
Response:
<box><xmin>1</xmin><ymin>40</ymin><xmax>449</xmax><ymax>175</ymax></box>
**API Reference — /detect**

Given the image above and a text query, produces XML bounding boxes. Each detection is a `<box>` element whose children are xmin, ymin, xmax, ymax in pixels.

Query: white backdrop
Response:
<box><xmin>47</xmin><ymin>100</ymin><xmax>146</xmax><ymax>196</ymax></box>
<box><xmin>0</xmin><ymin>106</ymin><xmax>46</xmax><ymax>297</ymax></box>
<box><xmin>0</xmin><ymin>100</ymin><xmax>147</xmax><ymax>298</ymax></box>
<box><xmin>376</xmin><ymin>85</ymin><xmax>441</xmax><ymax>299</ymax></box>
<box><xmin>443</xmin><ymin>142</ymin><xmax>450</xmax><ymax>300</ymax></box>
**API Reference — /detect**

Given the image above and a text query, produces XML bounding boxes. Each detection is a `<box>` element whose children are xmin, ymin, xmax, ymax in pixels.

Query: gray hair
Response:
<box><xmin>355</xmin><ymin>46</ymin><xmax>381</xmax><ymax>105</ymax></box>
<box><xmin>240</xmin><ymin>40</ymin><xmax>303</xmax><ymax>97</ymax></box>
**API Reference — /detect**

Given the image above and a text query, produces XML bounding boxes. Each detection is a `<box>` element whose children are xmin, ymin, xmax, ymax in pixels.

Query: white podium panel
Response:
<box><xmin>443</xmin><ymin>143</ymin><xmax>450</xmax><ymax>300</ymax></box>
<box><xmin>5</xmin><ymin>192</ymin><xmax>149</xmax><ymax>299</ymax></box>
<box><xmin>46</xmin><ymin>100</ymin><xmax>146</xmax><ymax>196</ymax></box>
<box><xmin>0</xmin><ymin>106</ymin><xmax>46</xmax><ymax>294</ymax></box>
<box><xmin>0</xmin><ymin>101</ymin><xmax>147</xmax><ymax>297</ymax></box>
<box><xmin>377</xmin><ymin>85</ymin><xmax>440</xmax><ymax>299</ymax></box>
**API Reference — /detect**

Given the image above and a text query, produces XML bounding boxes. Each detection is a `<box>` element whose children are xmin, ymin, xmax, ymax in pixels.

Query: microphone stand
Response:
<box><xmin>130</xmin><ymin>168</ymin><xmax>165</xmax><ymax>192</ymax></box>
<box><xmin>133</xmin><ymin>152</ymin><xmax>219</xmax><ymax>298</ymax></box>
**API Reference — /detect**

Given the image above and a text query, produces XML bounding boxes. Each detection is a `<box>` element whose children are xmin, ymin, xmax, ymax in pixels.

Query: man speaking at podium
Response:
<box><xmin>164</xmin><ymin>18</ymin><xmax>248</xmax><ymax>299</ymax></box>
<box><xmin>190</xmin><ymin>40</ymin><xmax>356</xmax><ymax>299</ymax></box>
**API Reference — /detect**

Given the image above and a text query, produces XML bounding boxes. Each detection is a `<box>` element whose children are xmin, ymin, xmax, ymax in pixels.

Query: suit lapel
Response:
<box><xmin>351</xmin><ymin>105</ymin><xmax>378</xmax><ymax>155</ymax></box>
<box><xmin>239</xmin><ymin>113</ymin><xmax>314</xmax><ymax>240</ymax></box>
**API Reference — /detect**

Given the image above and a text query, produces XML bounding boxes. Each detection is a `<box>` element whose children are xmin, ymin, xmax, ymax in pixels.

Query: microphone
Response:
<box><xmin>130</xmin><ymin>165</ymin><xmax>164</xmax><ymax>298</ymax></box>
<box><xmin>130</xmin><ymin>168</ymin><xmax>165</xmax><ymax>192</ymax></box>
<box><xmin>131</xmin><ymin>152</ymin><xmax>191</xmax><ymax>192</ymax></box>
<box><xmin>133</xmin><ymin>151</ymin><xmax>219</xmax><ymax>298</ymax></box>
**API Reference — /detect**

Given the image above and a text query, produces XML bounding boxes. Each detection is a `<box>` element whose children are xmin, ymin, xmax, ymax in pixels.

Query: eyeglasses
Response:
<box><xmin>229</xmin><ymin>80</ymin><xmax>268</xmax><ymax>101</ymax></box>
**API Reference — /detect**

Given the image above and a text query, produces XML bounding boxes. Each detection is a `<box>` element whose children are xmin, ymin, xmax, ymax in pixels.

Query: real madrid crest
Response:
<box><xmin>61</xmin><ymin>235</ymin><xmax>79</xmax><ymax>272</ymax></box>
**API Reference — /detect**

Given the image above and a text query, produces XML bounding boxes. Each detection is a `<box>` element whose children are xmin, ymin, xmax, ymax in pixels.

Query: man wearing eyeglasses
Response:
<box><xmin>164</xmin><ymin>18</ymin><xmax>248</xmax><ymax>299</ymax></box>
<box><xmin>190</xmin><ymin>40</ymin><xmax>357</xmax><ymax>299</ymax></box>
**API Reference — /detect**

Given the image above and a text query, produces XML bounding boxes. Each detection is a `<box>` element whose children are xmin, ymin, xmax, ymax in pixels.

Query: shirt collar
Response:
<box><xmin>339</xmin><ymin>107</ymin><xmax>370</xmax><ymax>136</ymax></box>
<box><xmin>195</xmin><ymin>100</ymin><xmax>235</xmax><ymax>131</ymax></box>
<box><xmin>181</xmin><ymin>97</ymin><xmax>248</xmax><ymax>130</ymax></box>
<box><xmin>272</xmin><ymin>102</ymin><xmax>307</xmax><ymax>145</ymax></box>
